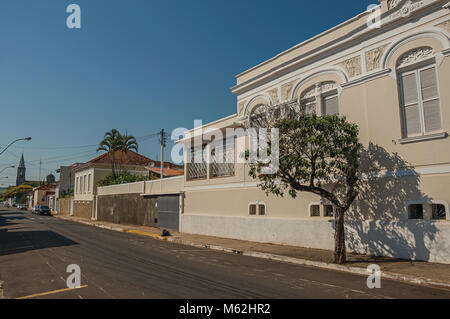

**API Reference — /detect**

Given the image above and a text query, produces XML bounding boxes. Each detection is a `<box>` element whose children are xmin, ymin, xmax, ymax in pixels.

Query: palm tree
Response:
<box><xmin>97</xmin><ymin>129</ymin><xmax>123</xmax><ymax>178</ymax></box>
<box><xmin>97</xmin><ymin>129</ymin><xmax>139</xmax><ymax>177</ymax></box>
<box><xmin>118</xmin><ymin>133</ymin><xmax>138</xmax><ymax>174</ymax></box>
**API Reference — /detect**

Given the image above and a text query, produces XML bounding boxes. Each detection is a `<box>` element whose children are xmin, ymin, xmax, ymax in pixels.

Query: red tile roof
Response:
<box><xmin>88</xmin><ymin>150</ymin><xmax>155</xmax><ymax>166</ymax></box>
<box><xmin>34</xmin><ymin>183</ymin><xmax>57</xmax><ymax>191</ymax></box>
<box><xmin>146</xmin><ymin>167</ymin><xmax>184</xmax><ymax>177</ymax></box>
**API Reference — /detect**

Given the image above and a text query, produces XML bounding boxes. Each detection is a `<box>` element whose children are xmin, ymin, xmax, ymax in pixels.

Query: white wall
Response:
<box><xmin>181</xmin><ymin>214</ymin><xmax>450</xmax><ymax>264</ymax></box>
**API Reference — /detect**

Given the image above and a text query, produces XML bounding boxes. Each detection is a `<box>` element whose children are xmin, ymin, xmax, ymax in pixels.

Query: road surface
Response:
<box><xmin>0</xmin><ymin>208</ymin><xmax>449</xmax><ymax>299</ymax></box>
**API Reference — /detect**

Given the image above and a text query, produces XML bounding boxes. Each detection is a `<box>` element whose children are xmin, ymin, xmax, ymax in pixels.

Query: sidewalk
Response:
<box><xmin>55</xmin><ymin>214</ymin><xmax>450</xmax><ymax>289</ymax></box>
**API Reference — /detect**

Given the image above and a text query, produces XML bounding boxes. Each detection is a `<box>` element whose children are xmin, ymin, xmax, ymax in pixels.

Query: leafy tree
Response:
<box><xmin>97</xmin><ymin>170</ymin><xmax>155</xmax><ymax>187</ymax></box>
<box><xmin>97</xmin><ymin>129</ymin><xmax>138</xmax><ymax>178</ymax></box>
<box><xmin>2</xmin><ymin>184</ymin><xmax>34</xmax><ymax>202</ymax></box>
<box><xmin>247</xmin><ymin>114</ymin><xmax>362</xmax><ymax>264</ymax></box>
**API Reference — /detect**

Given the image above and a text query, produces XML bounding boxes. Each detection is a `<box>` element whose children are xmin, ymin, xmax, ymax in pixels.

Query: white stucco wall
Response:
<box><xmin>181</xmin><ymin>214</ymin><xmax>450</xmax><ymax>264</ymax></box>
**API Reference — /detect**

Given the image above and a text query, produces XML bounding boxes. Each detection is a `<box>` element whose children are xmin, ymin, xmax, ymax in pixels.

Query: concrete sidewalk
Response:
<box><xmin>54</xmin><ymin>214</ymin><xmax>450</xmax><ymax>289</ymax></box>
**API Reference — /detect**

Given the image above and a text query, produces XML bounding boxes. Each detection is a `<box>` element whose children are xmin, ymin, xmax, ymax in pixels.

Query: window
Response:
<box><xmin>322</xmin><ymin>94</ymin><xmax>339</xmax><ymax>115</ymax></box>
<box><xmin>299</xmin><ymin>81</ymin><xmax>338</xmax><ymax>116</ymax></box>
<box><xmin>324</xmin><ymin>205</ymin><xmax>334</xmax><ymax>217</ymax></box>
<box><xmin>399</xmin><ymin>65</ymin><xmax>442</xmax><ymax>138</ymax></box>
<box><xmin>431</xmin><ymin>204</ymin><xmax>446</xmax><ymax>220</ymax></box>
<box><xmin>249</xmin><ymin>202</ymin><xmax>266</xmax><ymax>216</ymax></box>
<box><xmin>258</xmin><ymin>204</ymin><xmax>266</xmax><ymax>216</ymax></box>
<box><xmin>76</xmin><ymin>177</ymin><xmax>79</xmax><ymax>194</ymax></box>
<box><xmin>88</xmin><ymin>174</ymin><xmax>91</xmax><ymax>193</ymax></box>
<box><xmin>310</xmin><ymin>205</ymin><xmax>320</xmax><ymax>217</ymax></box>
<box><xmin>408</xmin><ymin>204</ymin><xmax>424</xmax><ymax>219</ymax></box>
<box><xmin>249</xmin><ymin>104</ymin><xmax>268</xmax><ymax>129</ymax></box>
<box><xmin>210</xmin><ymin>137</ymin><xmax>235</xmax><ymax>178</ymax></box>
<box><xmin>309</xmin><ymin>204</ymin><xmax>334</xmax><ymax>217</ymax></box>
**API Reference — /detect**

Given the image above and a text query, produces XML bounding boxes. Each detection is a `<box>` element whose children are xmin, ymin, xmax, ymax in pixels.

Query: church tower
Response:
<box><xmin>16</xmin><ymin>154</ymin><xmax>26</xmax><ymax>186</ymax></box>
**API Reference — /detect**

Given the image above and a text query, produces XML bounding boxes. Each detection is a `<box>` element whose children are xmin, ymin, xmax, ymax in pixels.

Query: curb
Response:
<box><xmin>163</xmin><ymin>236</ymin><xmax>450</xmax><ymax>289</ymax></box>
<box><xmin>55</xmin><ymin>216</ymin><xmax>450</xmax><ymax>290</ymax></box>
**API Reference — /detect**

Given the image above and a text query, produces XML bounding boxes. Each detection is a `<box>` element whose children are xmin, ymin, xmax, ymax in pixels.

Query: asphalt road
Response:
<box><xmin>0</xmin><ymin>208</ymin><xmax>449</xmax><ymax>299</ymax></box>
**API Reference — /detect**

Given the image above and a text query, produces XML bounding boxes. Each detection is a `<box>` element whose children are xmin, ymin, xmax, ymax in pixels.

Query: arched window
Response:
<box><xmin>397</xmin><ymin>47</ymin><xmax>442</xmax><ymax>138</ymax></box>
<box><xmin>299</xmin><ymin>81</ymin><xmax>339</xmax><ymax>116</ymax></box>
<box><xmin>249</xmin><ymin>104</ymin><xmax>269</xmax><ymax>129</ymax></box>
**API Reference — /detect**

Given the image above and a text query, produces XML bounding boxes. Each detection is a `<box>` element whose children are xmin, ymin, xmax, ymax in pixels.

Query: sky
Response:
<box><xmin>0</xmin><ymin>0</ymin><xmax>374</xmax><ymax>186</ymax></box>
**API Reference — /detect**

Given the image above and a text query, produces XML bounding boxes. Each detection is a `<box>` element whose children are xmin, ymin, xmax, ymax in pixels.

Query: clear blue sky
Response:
<box><xmin>0</xmin><ymin>0</ymin><xmax>373</xmax><ymax>186</ymax></box>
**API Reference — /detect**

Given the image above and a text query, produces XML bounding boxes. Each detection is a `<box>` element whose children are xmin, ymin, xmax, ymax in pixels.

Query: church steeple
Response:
<box><xmin>16</xmin><ymin>153</ymin><xmax>26</xmax><ymax>186</ymax></box>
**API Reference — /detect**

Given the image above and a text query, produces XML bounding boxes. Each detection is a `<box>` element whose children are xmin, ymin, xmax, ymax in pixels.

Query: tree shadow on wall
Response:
<box><xmin>344</xmin><ymin>142</ymin><xmax>438</xmax><ymax>262</ymax></box>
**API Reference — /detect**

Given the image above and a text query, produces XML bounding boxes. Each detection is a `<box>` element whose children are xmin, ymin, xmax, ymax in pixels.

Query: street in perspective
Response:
<box><xmin>1</xmin><ymin>0</ymin><xmax>450</xmax><ymax>311</ymax></box>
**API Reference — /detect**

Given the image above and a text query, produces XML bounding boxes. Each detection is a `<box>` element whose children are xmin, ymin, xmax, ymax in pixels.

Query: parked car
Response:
<box><xmin>16</xmin><ymin>204</ymin><xmax>27</xmax><ymax>210</ymax></box>
<box><xmin>32</xmin><ymin>205</ymin><xmax>51</xmax><ymax>215</ymax></box>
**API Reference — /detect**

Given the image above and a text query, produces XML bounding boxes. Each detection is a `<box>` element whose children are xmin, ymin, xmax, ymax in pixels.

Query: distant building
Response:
<box><xmin>46</xmin><ymin>173</ymin><xmax>56</xmax><ymax>184</ymax></box>
<box><xmin>16</xmin><ymin>154</ymin><xmax>26</xmax><ymax>186</ymax></box>
<box><xmin>31</xmin><ymin>183</ymin><xmax>57</xmax><ymax>208</ymax></box>
<box><xmin>73</xmin><ymin>150</ymin><xmax>179</xmax><ymax>219</ymax></box>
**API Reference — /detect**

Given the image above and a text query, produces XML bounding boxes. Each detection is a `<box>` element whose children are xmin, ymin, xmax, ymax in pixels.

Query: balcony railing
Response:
<box><xmin>186</xmin><ymin>163</ymin><xmax>207</xmax><ymax>181</ymax></box>
<box><xmin>210</xmin><ymin>163</ymin><xmax>235</xmax><ymax>178</ymax></box>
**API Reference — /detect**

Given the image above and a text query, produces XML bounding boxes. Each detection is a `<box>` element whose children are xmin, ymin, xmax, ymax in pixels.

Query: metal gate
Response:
<box><xmin>157</xmin><ymin>195</ymin><xmax>179</xmax><ymax>231</ymax></box>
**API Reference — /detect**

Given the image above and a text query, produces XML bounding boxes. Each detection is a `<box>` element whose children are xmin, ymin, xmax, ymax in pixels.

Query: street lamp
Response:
<box><xmin>0</xmin><ymin>165</ymin><xmax>15</xmax><ymax>175</ymax></box>
<box><xmin>0</xmin><ymin>137</ymin><xmax>32</xmax><ymax>156</ymax></box>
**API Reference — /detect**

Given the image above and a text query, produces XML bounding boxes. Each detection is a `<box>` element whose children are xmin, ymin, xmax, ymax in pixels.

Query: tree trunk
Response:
<box><xmin>334</xmin><ymin>206</ymin><xmax>347</xmax><ymax>264</ymax></box>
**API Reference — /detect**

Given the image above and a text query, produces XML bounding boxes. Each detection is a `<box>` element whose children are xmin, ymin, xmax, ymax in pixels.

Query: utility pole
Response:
<box><xmin>160</xmin><ymin>129</ymin><xmax>165</xmax><ymax>179</ymax></box>
<box><xmin>39</xmin><ymin>159</ymin><xmax>42</xmax><ymax>184</ymax></box>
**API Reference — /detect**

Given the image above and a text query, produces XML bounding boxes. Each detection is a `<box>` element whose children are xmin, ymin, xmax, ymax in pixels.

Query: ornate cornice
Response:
<box><xmin>397</xmin><ymin>46</ymin><xmax>435</xmax><ymax>67</ymax></box>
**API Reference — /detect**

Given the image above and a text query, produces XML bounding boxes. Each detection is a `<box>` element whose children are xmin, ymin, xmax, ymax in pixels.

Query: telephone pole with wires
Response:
<box><xmin>159</xmin><ymin>129</ymin><xmax>166</xmax><ymax>179</ymax></box>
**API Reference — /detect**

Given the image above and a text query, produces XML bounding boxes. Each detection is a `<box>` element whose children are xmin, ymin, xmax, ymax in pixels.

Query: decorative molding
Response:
<box><xmin>398</xmin><ymin>132</ymin><xmax>448</xmax><ymax>144</ymax></box>
<box><xmin>386</xmin><ymin>0</ymin><xmax>426</xmax><ymax>22</ymax></box>
<box><xmin>396</xmin><ymin>46</ymin><xmax>435</xmax><ymax>67</ymax></box>
<box><xmin>267</xmin><ymin>88</ymin><xmax>279</xmax><ymax>104</ymax></box>
<box><xmin>339</xmin><ymin>56</ymin><xmax>362</xmax><ymax>78</ymax></box>
<box><xmin>436</xmin><ymin>52</ymin><xmax>445</xmax><ymax>66</ymax></box>
<box><xmin>300</xmin><ymin>85</ymin><xmax>317</xmax><ymax>99</ymax></box>
<box><xmin>238</xmin><ymin>101</ymin><xmax>246</xmax><ymax>115</ymax></box>
<box><xmin>388</xmin><ymin>0</ymin><xmax>402</xmax><ymax>10</ymax></box>
<box><xmin>365</xmin><ymin>44</ymin><xmax>389</xmax><ymax>72</ymax></box>
<box><xmin>290</xmin><ymin>68</ymin><xmax>348</xmax><ymax>100</ymax></box>
<box><xmin>381</xmin><ymin>29</ymin><xmax>450</xmax><ymax>69</ymax></box>
<box><xmin>300</xmin><ymin>81</ymin><xmax>337</xmax><ymax>99</ymax></box>
<box><xmin>341</xmin><ymin>68</ymin><xmax>392</xmax><ymax>89</ymax></box>
<box><xmin>242</xmin><ymin>95</ymin><xmax>272</xmax><ymax>116</ymax></box>
<box><xmin>281</xmin><ymin>82</ymin><xmax>294</xmax><ymax>102</ymax></box>
<box><xmin>437</xmin><ymin>20</ymin><xmax>450</xmax><ymax>33</ymax></box>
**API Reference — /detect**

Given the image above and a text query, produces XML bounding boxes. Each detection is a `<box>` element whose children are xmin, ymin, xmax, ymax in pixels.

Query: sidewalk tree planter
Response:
<box><xmin>247</xmin><ymin>114</ymin><xmax>362</xmax><ymax>264</ymax></box>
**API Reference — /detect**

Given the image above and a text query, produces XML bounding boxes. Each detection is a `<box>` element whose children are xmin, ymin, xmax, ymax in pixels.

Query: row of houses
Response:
<box><xmin>25</xmin><ymin>0</ymin><xmax>450</xmax><ymax>264</ymax></box>
<box><xmin>72</xmin><ymin>0</ymin><xmax>450</xmax><ymax>264</ymax></box>
<box><xmin>25</xmin><ymin>151</ymin><xmax>183</xmax><ymax>216</ymax></box>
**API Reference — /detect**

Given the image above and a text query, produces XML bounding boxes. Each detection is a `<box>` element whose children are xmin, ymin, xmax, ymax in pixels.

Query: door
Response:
<box><xmin>157</xmin><ymin>195</ymin><xmax>179</xmax><ymax>231</ymax></box>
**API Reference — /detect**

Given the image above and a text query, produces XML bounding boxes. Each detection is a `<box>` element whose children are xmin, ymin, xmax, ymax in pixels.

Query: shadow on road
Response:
<box><xmin>0</xmin><ymin>211</ymin><xmax>79</xmax><ymax>256</ymax></box>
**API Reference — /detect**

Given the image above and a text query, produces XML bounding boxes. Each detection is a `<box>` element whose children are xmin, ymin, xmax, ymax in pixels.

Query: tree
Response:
<box><xmin>97</xmin><ymin>129</ymin><xmax>139</xmax><ymax>178</ymax></box>
<box><xmin>247</xmin><ymin>114</ymin><xmax>362</xmax><ymax>264</ymax></box>
<box><xmin>118</xmin><ymin>133</ymin><xmax>138</xmax><ymax>174</ymax></box>
<box><xmin>2</xmin><ymin>184</ymin><xmax>34</xmax><ymax>203</ymax></box>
